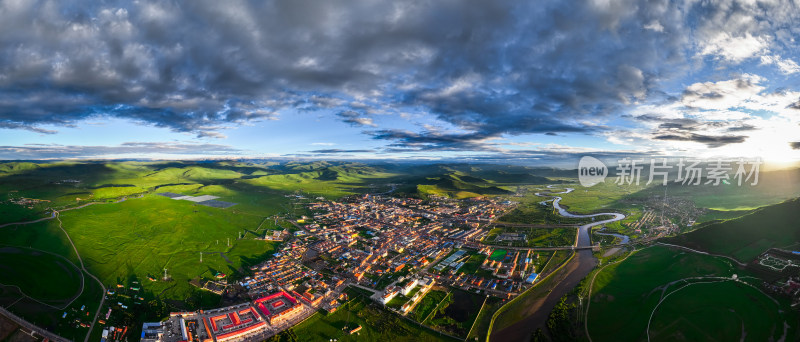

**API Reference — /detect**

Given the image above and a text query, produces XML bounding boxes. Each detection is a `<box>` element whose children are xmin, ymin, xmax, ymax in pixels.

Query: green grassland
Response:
<box><xmin>664</xmin><ymin>198</ymin><xmax>800</xmax><ymax>262</ymax></box>
<box><xmin>426</xmin><ymin>289</ymin><xmax>488</xmax><ymax>338</ymax></box>
<box><xmin>0</xmin><ymin>246</ymin><xmax>82</xmax><ymax>302</ymax></box>
<box><xmin>0</xmin><ymin>220</ymin><xmax>107</xmax><ymax>340</ymax></box>
<box><xmin>412</xmin><ymin>289</ymin><xmax>449</xmax><ymax>323</ymax></box>
<box><xmin>0</xmin><ymin>161</ymin><xmax>401</xmax><ymax>220</ymax></box>
<box><xmin>0</xmin><ymin>160</ymin><xmax>566</xmax><ymax>339</ymax></box>
<box><xmin>648</xmin><ymin>281</ymin><xmax>786</xmax><ymax>341</ymax></box>
<box><xmin>459</xmin><ymin>254</ymin><xmax>488</xmax><ymax>274</ymax></box>
<box><xmin>615</xmin><ymin>168</ymin><xmax>800</xmax><ymax>211</ymax></box>
<box><xmin>466</xmin><ymin>296</ymin><xmax>504</xmax><ymax>342</ymax></box>
<box><xmin>695</xmin><ymin>208</ymin><xmax>753</xmax><ymax>223</ymax></box>
<box><xmin>56</xmin><ymin>195</ymin><xmax>277</xmax><ymax>304</ymax></box>
<box><xmin>0</xmin><ymin>161</ymin><xmax>550</xmax><ymax>226</ymax></box>
<box><xmin>396</xmin><ymin>172</ymin><xmax>514</xmax><ymax>199</ymax></box>
<box><xmin>587</xmin><ymin>245</ymin><xmax>797</xmax><ymax>341</ymax></box>
<box><xmin>499</xmin><ymin>200</ymin><xmax>589</xmax><ymax>226</ymax></box>
<box><xmin>289</xmin><ymin>288</ymin><xmax>455</xmax><ymax>342</ymax></box>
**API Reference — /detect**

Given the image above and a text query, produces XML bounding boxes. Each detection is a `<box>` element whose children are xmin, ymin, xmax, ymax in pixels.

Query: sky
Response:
<box><xmin>1</xmin><ymin>0</ymin><xmax>800</xmax><ymax>166</ymax></box>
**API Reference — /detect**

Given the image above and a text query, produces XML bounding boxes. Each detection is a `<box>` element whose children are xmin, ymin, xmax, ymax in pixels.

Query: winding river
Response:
<box><xmin>492</xmin><ymin>187</ymin><xmax>628</xmax><ymax>341</ymax></box>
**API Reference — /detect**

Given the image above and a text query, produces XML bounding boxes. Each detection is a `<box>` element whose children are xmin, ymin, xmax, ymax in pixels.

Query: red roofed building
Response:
<box><xmin>253</xmin><ymin>291</ymin><xmax>303</xmax><ymax>324</ymax></box>
<box><xmin>215</xmin><ymin>321</ymin><xmax>267</xmax><ymax>342</ymax></box>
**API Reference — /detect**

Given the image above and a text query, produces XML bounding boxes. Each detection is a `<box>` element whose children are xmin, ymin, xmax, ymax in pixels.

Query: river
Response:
<box><xmin>492</xmin><ymin>187</ymin><xmax>627</xmax><ymax>341</ymax></box>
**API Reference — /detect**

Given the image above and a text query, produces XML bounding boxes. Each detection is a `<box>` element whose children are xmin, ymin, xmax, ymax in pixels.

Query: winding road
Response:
<box><xmin>0</xmin><ymin>197</ymin><xmax>138</xmax><ymax>342</ymax></box>
<box><xmin>54</xmin><ymin>211</ymin><xmax>107</xmax><ymax>342</ymax></box>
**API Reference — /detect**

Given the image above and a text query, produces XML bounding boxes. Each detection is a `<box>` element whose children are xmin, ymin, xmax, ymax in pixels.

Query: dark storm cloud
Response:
<box><xmin>0</xmin><ymin>0</ymin><xmax>693</xmax><ymax>141</ymax></box>
<box><xmin>726</xmin><ymin>124</ymin><xmax>757</xmax><ymax>132</ymax></box>
<box><xmin>370</xmin><ymin>119</ymin><xmax>602</xmax><ymax>151</ymax></box>
<box><xmin>634</xmin><ymin>114</ymin><xmax>752</xmax><ymax>146</ymax></box>
<box><xmin>368</xmin><ymin>130</ymin><xmax>499</xmax><ymax>152</ymax></box>
<box><xmin>653</xmin><ymin>133</ymin><xmax>746</xmax><ymax>147</ymax></box>
<box><xmin>2</xmin><ymin>0</ymin><xmax>795</xmax><ymax>150</ymax></box>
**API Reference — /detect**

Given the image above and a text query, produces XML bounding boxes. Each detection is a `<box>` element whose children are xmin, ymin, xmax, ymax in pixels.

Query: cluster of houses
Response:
<box><xmin>141</xmin><ymin>291</ymin><xmax>313</xmax><ymax>342</ymax></box>
<box><xmin>143</xmin><ymin>193</ymin><xmax>520</xmax><ymax>341</ymax></box>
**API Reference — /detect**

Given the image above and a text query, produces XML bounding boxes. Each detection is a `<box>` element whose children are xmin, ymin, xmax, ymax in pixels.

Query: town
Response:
<box><xmin>134</xmin><ymin>193</ymin><xmax>561</xmax><ymax>342</ymax></box>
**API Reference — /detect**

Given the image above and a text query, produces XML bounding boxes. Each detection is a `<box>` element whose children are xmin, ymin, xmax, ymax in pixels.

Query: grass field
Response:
<box><xmin>648</xmin><ymin>281</ymin><xmax>787</xmax><ymax>341</ymax></box>
<box><xmin>614</xmin><ymin>168</ymin><xmax>800</xmax><ymax>211</ymax></box>
<box><xmin>553</xmin><ymin>182</ymin><xmax>644</xmax><ymax>214</ymax></box>
<box><xmin>426</xmin><ymin>289</ymin><xmax>488</xmax><ymax>338</ymax></box>
<box><xmin>412</xmin><ymin>289</ymin><xmax>449</xmax><ymax>323</ymax></box>
<box><xmin>664</xmin><ymin>198</ymin><xmax>800</xmax><ymax>262</ymax></box>
<box><xmin>0</xmin><ymin>221</ymin><xmax>106</xmax><ymax>340</ymax></box>
<box><xmin>290</xmin><ymin>288</ymin><xmax>455</xmax><ymax>341</ymax></box>
<box><xmin>55</xmin><ymin>195</ymin><xmax>278</xmax><ymax>305</ymax></box>
<box><xmin>466</xmin><ymin>296</ymin><xmax>504</xmax><ymax>342</ymax></box>
<box><xmin>483</xmin><ymin>227</ymin><xmax>576</xmax><ymax>247</ymax></box>
<box><xmin>587</xmin><ymin>245</ymin><xmax>798</xmax><ymax>341</ymax></box>
<box><xmin>0</xmin><ymin>246</ymin><xmax>82</xmax><ymax>302</ymax></box>
<box><xmin>459</xmin><ymin>254</ymin><xmax>487</xmax><ymax>274</ymax></box>
<box><xmin>488</xmin><ymin>249</ymin><xmax>507</xmax><ymax>262</ymax></box>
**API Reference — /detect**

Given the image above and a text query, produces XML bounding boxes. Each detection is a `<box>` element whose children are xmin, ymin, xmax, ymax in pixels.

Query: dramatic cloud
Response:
<box><xmin>653</xmin><ymin>133</ymin><xmax>747</xmax><ymax>147</ymax></box>
<box><xmin>0</xmin><ymin>0</ymin><xmax>799</xmax><ymax>158</ymax></box>
<box><xmin>680</xmin><ymin>75</ymin><xmax>765</xmax><ymax>112</ymax></box>
<box><xmin>0</xmin><ymin>1</ymin><xmax>700</xmax><ymax>137</ymax></box>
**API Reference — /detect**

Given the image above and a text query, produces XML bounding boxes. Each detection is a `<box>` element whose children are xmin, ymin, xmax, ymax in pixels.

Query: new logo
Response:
<box><xmin>578</xmin><ymin>156</ymin><xmax>607</xmax><ymax>187</ymax></box>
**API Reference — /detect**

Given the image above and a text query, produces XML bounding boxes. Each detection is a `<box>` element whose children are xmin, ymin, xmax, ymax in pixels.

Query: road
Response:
<box><xmin>0</xmin><ymin>306</ymin><xmax>71</xmax><ymax>342</ymax></box>
<box><xmin>491</xmin><ymin>187</ymin><xmax>627</xmax><ymax>342</ymax></box>
<box><xmin>0</xmin><ymin>196</ymin><xmax>144</xmax><ymax>342</ymax></box>
<box><xmin>54</xmin><ymin>211</ymin><xmax>108</xmax><ymax>342</ymax></box>
<box><xmin>0</xmin><ymin>246</ymin><xmax>85</xmax><ymax>311</ymax></box>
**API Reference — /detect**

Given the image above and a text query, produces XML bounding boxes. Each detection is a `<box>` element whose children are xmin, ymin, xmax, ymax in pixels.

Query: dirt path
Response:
<box><xmin>0</xmin><ymin>212</ymin><xmax>56</xmax><ymax>228</ymax></box>
<box><xmin>54</xmin><ymin>212</ymin><xmax>107</xmax><ymax>342</ymax></box>
<box><xmin>0</xmin><ymin>245</ymin><xmax>85</xmax><ymax>311</ymax></box>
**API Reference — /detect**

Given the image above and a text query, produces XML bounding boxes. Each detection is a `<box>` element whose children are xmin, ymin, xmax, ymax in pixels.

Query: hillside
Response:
<box><xmin>663</xmin><ymin>197</ymin><xmax>800</xmax><ymax>262</ymax></box>
<box><xmin>392</xmin><ymin>172</ymin><xmax>514</xmax><ymax>199</ymax></box>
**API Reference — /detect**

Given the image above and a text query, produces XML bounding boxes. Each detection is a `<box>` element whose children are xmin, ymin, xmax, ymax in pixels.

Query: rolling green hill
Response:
<box><xmin>393</xmin><ymin>172</ymin><xmax>514</xmax><ymax>199</ymax></box>
<box><xmin>663</xmin><ymin>197</ymin><xmax>800</xmax><ymax>262</ymax></box>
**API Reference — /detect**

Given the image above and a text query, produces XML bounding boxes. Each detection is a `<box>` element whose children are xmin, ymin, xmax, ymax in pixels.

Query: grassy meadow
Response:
<box><xmin>664</xmin><ymin>198</ymin><xmax>800</xmax><ymax>262</ymax></box>
<box><xmin>587</xmin><ymin>245</ymin><xmax>797</xmax><ymax>341</ymax></box>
